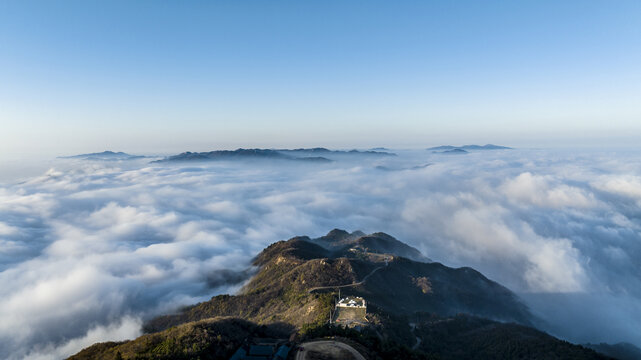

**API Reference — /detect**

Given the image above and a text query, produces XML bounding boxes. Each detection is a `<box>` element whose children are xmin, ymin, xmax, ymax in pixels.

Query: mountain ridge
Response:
<box><xmin>427</xmin><ymin>144</ymin><xmax>512</xmax><ymax>151</ymax></box>
<box><xmin>152</xmin><ymin>148</ymin><xmax>395</xmax><ymax>163</ymax></box>
<box><xmin>141</xmin><ymin>229</ymin><xmax>531</xmax><ymax>332</ymax></box>
<box><xmin>59</xmin><ymin>151</ymin><xmax>145</xmax><ymax>160</ymax></box>
<box><xmin>69</xmin><ymin>230</ymin><xmax>613</xmax><ymax>360</ymax></box>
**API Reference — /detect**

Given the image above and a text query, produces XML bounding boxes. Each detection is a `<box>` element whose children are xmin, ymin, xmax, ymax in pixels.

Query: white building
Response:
<box><xmin>336</xmin><ymin>296</ymin><xmax>366</xmax><ymax>309</ymax></box>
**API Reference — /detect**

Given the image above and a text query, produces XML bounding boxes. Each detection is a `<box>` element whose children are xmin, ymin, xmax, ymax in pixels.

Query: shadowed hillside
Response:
<box><xmin>145</xmin><ymin>230</ymin><xmax>529</xmax><ymax>332</ymax></box>
<box><xmin>315</xmin><ymin>229</ymin><xmax>431</xmax><ymax>262</ymax></box>
<box><xmin>68</xmin><ymin>318</ymin><xmax>291</xmax><ymax>360</ymax></box>
<box><xmin>71</xmin><ymin>230</ymin><xmax>611</xmax><ymax>360</ymax></box>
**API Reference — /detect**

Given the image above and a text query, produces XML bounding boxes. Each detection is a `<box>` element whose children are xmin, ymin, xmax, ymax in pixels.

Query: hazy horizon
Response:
<box><xmin>2</xmin><ymin>1</ymin><xmax>641</xmax><ymax>359</ymax></box>
<box><xmin>3</xmin><ymin>148</ymin><xmax>641</xmax><ymax>359</ymax></box>
<box><xmin>2</xmin><ymin>0</ymin><xmax>640</xmax><ymax>159</ymax></box>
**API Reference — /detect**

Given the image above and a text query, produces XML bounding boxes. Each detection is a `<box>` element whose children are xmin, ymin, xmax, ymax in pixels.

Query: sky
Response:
<box><xmin>1</xmin><ymin>0</ymin><xmax>640</xmax><ymax>158</ymax></box>
<box><xmin>1</xmin><ymin>3</ymin><xmax>641</xmax><ymax>357</ymax></box>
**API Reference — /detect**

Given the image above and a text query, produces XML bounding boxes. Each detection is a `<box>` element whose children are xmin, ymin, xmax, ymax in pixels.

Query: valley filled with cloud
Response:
<box><xmin>1</xmin><ymin>148</ymin><xmax>640</xmax><ymax>359</ymax></box>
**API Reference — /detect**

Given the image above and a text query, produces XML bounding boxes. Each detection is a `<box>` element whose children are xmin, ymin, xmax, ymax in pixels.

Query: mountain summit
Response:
<box><xmin>310</xmin><ymin>229</ymin><xmax>430</xmax><ymax>262</ymax></box>
<box><xmin>427</xmin><ymin>144</ymin><xmax>512</xmax><ymax>151</ymax></box>
<box><xmin>152</xmin><ymin>148</ymin><xmax>395</xmax><ymax>163</ymax></box>
<box><xmin>70</xmin><ymin>230</ymin><xmax>608</xmax><ymax>360</ymax></box>
<box><xmin>59</xmin><ymin>151</ymin><xmax>144</xmax><ymax>160</ymax></box>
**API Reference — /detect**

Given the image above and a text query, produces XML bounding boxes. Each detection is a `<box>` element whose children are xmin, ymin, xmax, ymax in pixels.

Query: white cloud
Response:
<box><xmin>592</xmin><ymin>175</ymin><xmax>641</xmax><ymax>203</ymax></box>
<box><xmin>1</xmin><ymin>149</ymin><xmax>641</xmax><ymax>357</ymax></box>
<box><xmin>25</xmin><ymin>316</ymin><xmax>142</xmax><ymax>360</ymax></box>
<box><xmin>501</xmin><ymin>172</ymin><xmax>595</xmax><ymax>208</ymax></box>
<box><xmin>0</xmin><ymin>222</ymin><xmax>18</xmax><ymax>235</ymax></box>
<box><xmin>402</xmin><ymin>194</ymin><xmax>588</xmax><ymax>292</ymax></box>
<box><xmin>524</xmin><ymin>238</ymin><xmax>586</xmax><ymax>292</ymax></box>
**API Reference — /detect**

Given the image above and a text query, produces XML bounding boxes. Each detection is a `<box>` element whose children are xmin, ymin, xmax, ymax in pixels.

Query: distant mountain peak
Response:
<box><xmin>59</xmin><ymin>151</ymin><xmax>144</xmax><ymax>160</ymax></box>
<box><xmin>325</xmin><ymin>228</ymin><xmax>350</xmax><ymax>239</ymax></box>
<box><xmin>439</xmin><ymin>148</ymin><xmax>468</xmax><ymax>154</ymax></box>
<box><xmin>311</xmin><ymin>229</ymin><xmax>430</xmax><ymax>262</ymax></box>
<box><xmin>143</xmin><ymin>229</ymin><xmax>532</xmax><ymax>336</ymax></box>
<box><xmin>153</xmin><ymin>148</ymin><xmax>395</xmax><ymax>163</ymax></box>
<box><xmin>427</xmin><ymin>144</ymin><xmax>512</xmax><ymax>151</ymax></box>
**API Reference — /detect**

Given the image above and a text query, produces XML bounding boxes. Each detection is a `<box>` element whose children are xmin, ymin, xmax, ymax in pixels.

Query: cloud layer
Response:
<box><xmin>1</xmin><ymin>149</ymin><xmax>641</xmax><ymax>358</ymax></box>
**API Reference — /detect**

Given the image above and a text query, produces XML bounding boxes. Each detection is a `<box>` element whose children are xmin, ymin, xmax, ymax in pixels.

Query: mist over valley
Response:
<box><xmin>1</xmin><ymin>147</ymin><xmax>641</xmax><ymax>358</ymax></box>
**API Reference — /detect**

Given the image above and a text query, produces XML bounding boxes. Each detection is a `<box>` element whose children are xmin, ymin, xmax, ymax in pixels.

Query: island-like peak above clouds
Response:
<box><xmin>59</xmin><ymin>151</ymin><xmax>145</xmax><ymax>160</ymax></box>
<box><xmin>428</xmin><ymin>144</ymin><xmax>512</xmax><ymax>151</ymax></box>
<box><xmin>437</xmin><ymin>148</ymin><xmax>469</xmax><ymax>155</ymax></box>
<box><xmin>145</xmin><ymin>228</ymin><xmax>533</xmax><ymax>333</ymax></box>
<box><xmin>277</xmin><ymin>148</ymin><xmax>395</xmax><ymax>156</ymax></box>
<box><xmin>152</xmin><ymin>148</ymin><xmax>395</xmax><ymax>163</ymax></box>
<box><xmin>72</xmin><ymin>229</ymin><xmax>610</xmax><ymax>360</ymax></box>
<box><xmin>310</xmin><ymin>228</ymin><xmax>430</xmax><ymax>262</ymax></box>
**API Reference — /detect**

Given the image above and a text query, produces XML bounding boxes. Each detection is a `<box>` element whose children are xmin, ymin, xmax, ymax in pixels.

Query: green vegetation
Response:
<box><xmin>145</xmin><ymin>239</ymin><xmax>361</xmax><ymax>333</ymax></box>
<box><xmin>69</xmin><ymin>318</ymin><xmax>289</xmax><ymax>360</ymax></box>
<box><xmin>146</xmin><ymin>233</ymin><xmax>531</xmax><ymax>335</ymax></box>
<box><xmin>300</xmin><ymin>313</ymin><xmax>610</xmax><ymax>360</ymax></box>
<box><xmin>70</xmin><ymin>230</ymin><xmax>614</xmax><ymax>360</ymax></box>
<box><xmin>413</xmin><ymin>314</ymin><xmax>609</xmax><ymax>359</ymax></box>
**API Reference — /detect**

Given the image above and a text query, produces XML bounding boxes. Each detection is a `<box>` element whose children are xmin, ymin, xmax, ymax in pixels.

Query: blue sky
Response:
<box><xmin>1</xmin><ymin>0</ymin><xmax>640</xmax><ymax>157</ymax></box>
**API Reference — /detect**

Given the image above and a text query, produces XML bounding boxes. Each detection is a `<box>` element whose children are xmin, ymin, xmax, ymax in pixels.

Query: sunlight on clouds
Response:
<box><xmin>402</xmin><ymin>194</ymin><xmax>588</xmax><ymax>293</ymax></box>
<box><xmin>525</xmin><ymin>238</ymin><xmax>586</xmax><ymax>292</ymax></box>
<box><xmin>501</xmin><ymin>172</ymin><xmax>596</xmax><ymax>208</ymax></box>
<box><xmin>592</xmin><ymin>175</ymin><xmax>641</xmax><ymax>203</ymax></box>
<box><xmin>1</xmin><ymin>149</ymin><xmax>641</xmax><ymax>358</ymax></box>
<box><xmin>25</xmin><ymin>317</ymin><xmax>142</xmax><ymax>360</ymax></box>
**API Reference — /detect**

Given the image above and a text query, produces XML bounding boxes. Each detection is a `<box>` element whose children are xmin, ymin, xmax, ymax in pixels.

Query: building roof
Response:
<box><xmin>274</xmin><ymin>345</ymin><xmax>290</xmax><ymax>360</ymax></box>
<box><xmin>248</xmin><ymin>345</ymin><xmax>273</xmax><ymax>356</ymax></box>
<box><xmin>338</xmin><ymin>296</ymin><xmax>365</xmax><ymax>307</ymax></box>
<box><xmin>229</xmin><ymin>348</ymin><xmax>246</xmax><ymax>360</ymax></box>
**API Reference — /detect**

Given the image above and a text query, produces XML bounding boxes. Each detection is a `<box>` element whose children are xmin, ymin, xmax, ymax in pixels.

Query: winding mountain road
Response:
<box><xmin>307</xmin><ymin>262</ymin><xmax>388</xmax><ymax>294</ymax></box>
<box><xmin>295</xmin><ymin>340</ymin><xmax>366</xmax><ymax>360</ymax></box>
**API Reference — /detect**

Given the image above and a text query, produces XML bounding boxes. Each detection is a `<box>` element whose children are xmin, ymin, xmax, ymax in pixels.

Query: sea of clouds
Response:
<box><xmin>1</xmin><ymin>148</ymin><xmax>641</xmax><ymax>359</ymax></box>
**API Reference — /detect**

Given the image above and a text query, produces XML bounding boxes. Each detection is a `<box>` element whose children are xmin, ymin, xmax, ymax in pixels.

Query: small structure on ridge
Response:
<box><xmin>332</xmin><ymin>296</ymin><xmax>368</xmax><ymax>328</ymax></box>
<box><xmin>336</xmin><ymin>296</ymin><xmax>366</xmax><ymax>309</ymax></box>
